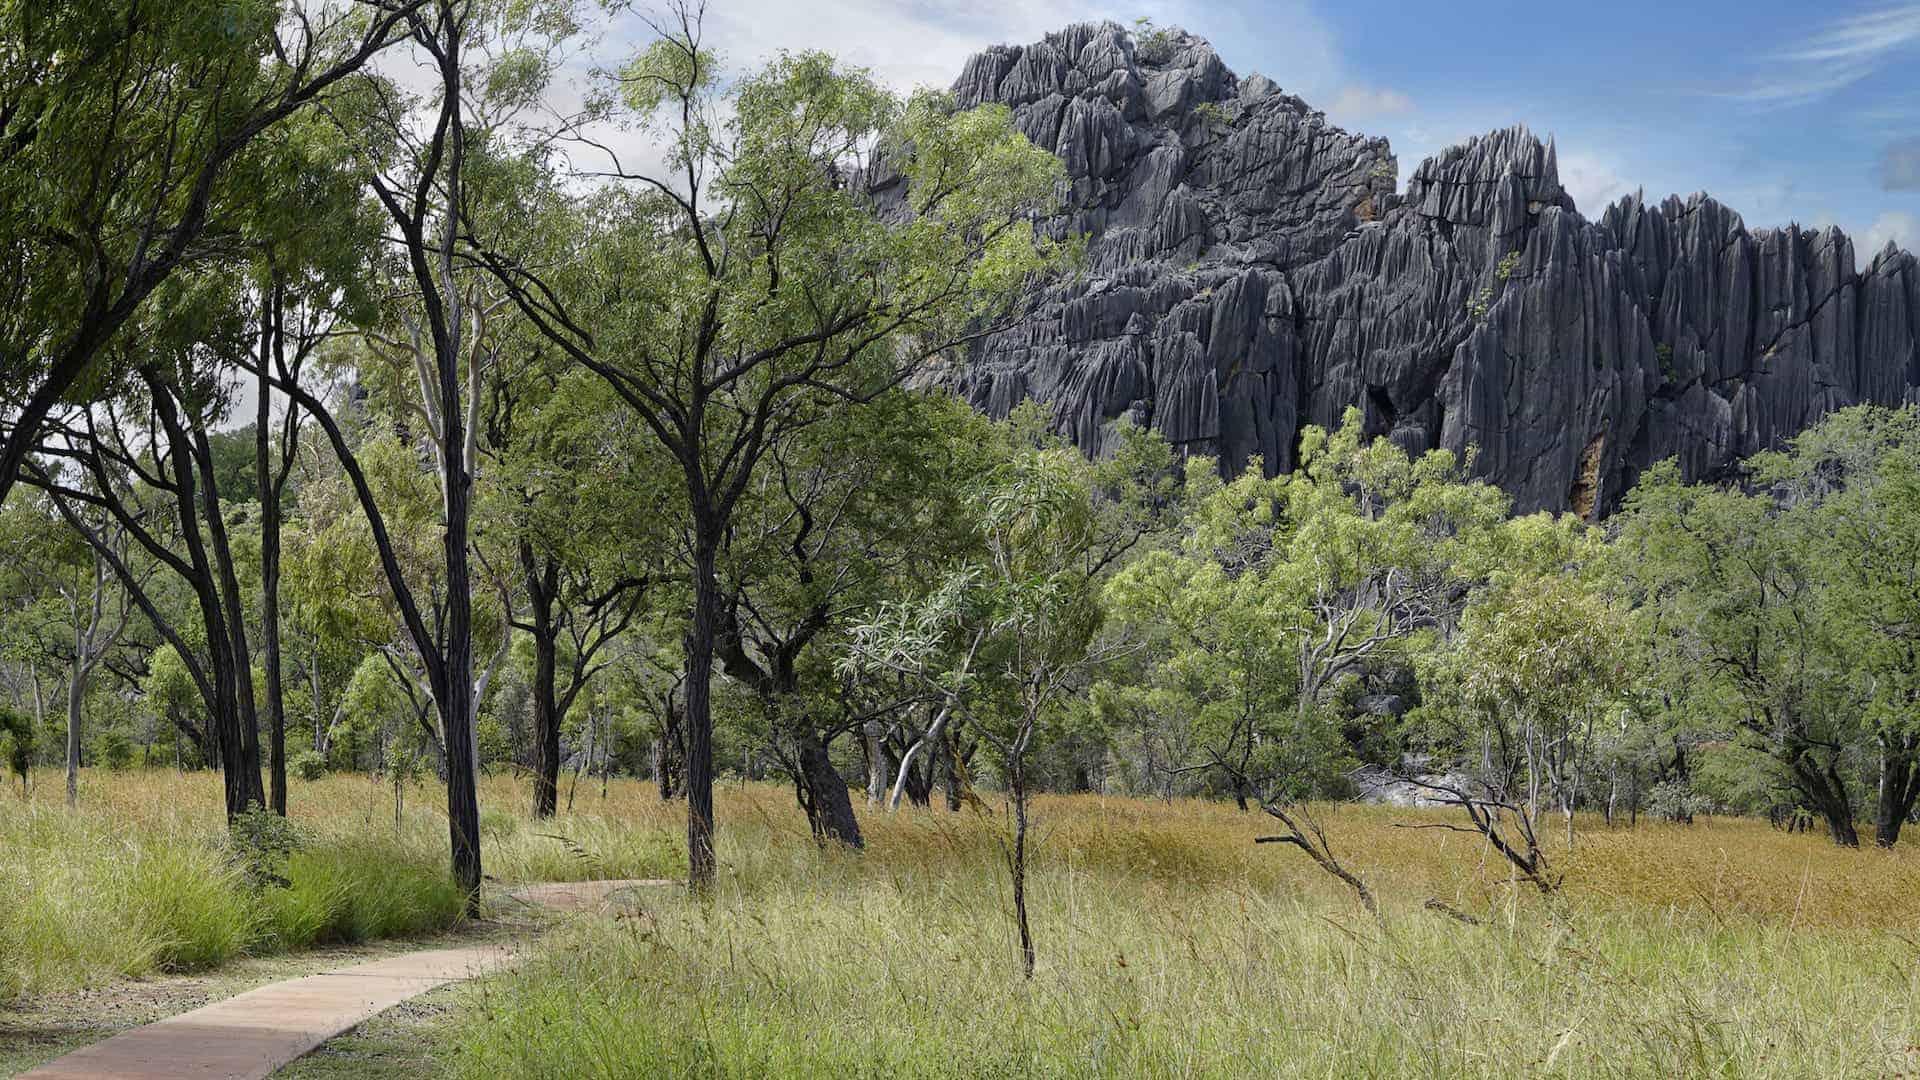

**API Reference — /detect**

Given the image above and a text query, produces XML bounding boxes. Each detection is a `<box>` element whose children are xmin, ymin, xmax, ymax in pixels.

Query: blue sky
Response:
<box><xmin>674</xmin><ymin>0</ymin><xmax>1920</xmax><ymax>260</ymax></box>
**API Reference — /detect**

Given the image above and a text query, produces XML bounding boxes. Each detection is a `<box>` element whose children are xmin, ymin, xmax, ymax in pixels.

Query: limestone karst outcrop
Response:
<box><xmin>942</xmin><ymin>22</ymin><xmax>1920</xmax><ymax>515</ymax></box>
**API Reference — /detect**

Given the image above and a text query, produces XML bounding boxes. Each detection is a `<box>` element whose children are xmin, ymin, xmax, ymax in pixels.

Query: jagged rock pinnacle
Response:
<box><xmin>945</xmin><ymin>21</ymin><xmax>1920</xmax><ymax>515</ymax></box>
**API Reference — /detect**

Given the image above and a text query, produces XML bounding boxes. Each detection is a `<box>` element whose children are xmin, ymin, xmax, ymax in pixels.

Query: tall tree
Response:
<box><xmin>0</xmin><ymin>0</ymin><xmax>419</xmax><ymax>503</ymax></box>
<box><xmin>846</xmin><ymin>421</ymin><xmax>1166</xmax><ymax>976</ymax></box>
<box><xmin>1615</xmin><ymin>461</ymin><xmax>1865</xmax><ymax>845</ymax></box>
<box><xmin>1753</xmin><ymin>406</ymin><xmax>1920</xmax><ymax>847</ymax></box>
<box><xmin>472</xmin><ymin>14</ymin><xmax>1067</xmax><ymax>889</ymax></box>
<box><xmin>25</xmin><ymin>362</ymin><xmax>271</xmax><ymax>818</ymax></box>
<box><xmin>489</xmin><ymin>367</ymin><xmax>665</xmax><ymax>818</ymax></box>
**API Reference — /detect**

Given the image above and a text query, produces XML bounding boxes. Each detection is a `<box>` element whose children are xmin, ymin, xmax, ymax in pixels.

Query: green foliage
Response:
<box><xmin>0</xmin><ymin>706</ymin><xmax>32</xmax><ymax>791</ymax></box>
<box><xmin>1467</xmin><ymin>284</ymin><xmax>1493</xmax><ymax>321</ymax></box>
<box><xmin>229</xmin><ymin>805</ymin><xmax>304</xmax><ymax>889</ymax></box>
<box><xmin>1132</xmin><ymin>17</ymin><xmax>1180</xmax><ymax>64</ymax></box>
<box><xmin>94</xmin><ymin>729</ymin><xmax>134</xmax><ymax>772</ymax></box>
<box><xmin>253</xmin><ymin>841</ymin><xmax>466</xmax><ymax>949</ymax></box>
<box><xmin>1103</xmin><ymin>407</ymin><xmax>1510</xmax><ymax>804</ymax></box>
<box><xmin>0</xmin><ymin>794</ymin><xmax>467</xmax><ymax>1003</ymax></box>
<box><xmin>291</xmin><ymin>749</ymin><xmax>328</xmax><ymax>781</ymax></box>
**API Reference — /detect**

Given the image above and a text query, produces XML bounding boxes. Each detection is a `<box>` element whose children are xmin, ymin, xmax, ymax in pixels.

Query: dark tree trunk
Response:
<box><xmin>438</xmin><ymin>503</ymin><xmax>482</xmax><ymax>910</ymax></box>
<box><xmin>1010</xmin><ymin>750</ymin><xmax>1034</xmax><ymax>979</ymax></box>
<box><xmin>943</xmin><ymin>732</ymin><xmax>966</xmax><ymax>813</ymax></box>
<box><xmin>903</xmin><ymin>755</ymin><xmax>933</xmax><ymax>808</ymax></box>
<box><xmin>794</xmin><ymin>726</ymin><xmax>862</xmax><ymax>848</ymax></box>
<box><xmin>257</xmin><ymin>328</ymin><xmax>287</xmax><ymax>816</ymax></box>
<box><xmin>148</xmin><ymin>379</ymin><xmax>264</xmax><ymax>817</ymax></box>
<box><xmin>522</xmin><ymin>540</ymin><xmax>562</xmax><ymax>818</ymax></box>
<box><xmin>1874</xmin><ymin>734</ymin><xmax>1920</xmax><ymax>848</ymax></box>
<box><xmin>684</xmin><ymin>528</ymin><xmax>720</xmax><ymax>890</ymax></box>
<box><xmin>1792</xmin><ymin>752</ymin><xmax>1858</xmax><ymax>848</ymax></box>
<box><xmin>654</xmin><ymin>708</ymin><xmax>683</xmax><ymax>800</ymax></box>
<box><xmin>190</xmin><ymin>417</ymin><xmax>267</xmax><ymax>814</ymax></box>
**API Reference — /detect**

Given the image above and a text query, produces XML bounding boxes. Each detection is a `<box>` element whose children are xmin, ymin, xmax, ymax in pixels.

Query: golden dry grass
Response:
<box><xmin>10</xmin><ymin>769</ymin><xmax>1920</xmax><ymax>1077</ymax></box>
<box><xmin>15</xmin><ymin>767</ymin><xmax>1920</xmax><ymax>929</ymax></box>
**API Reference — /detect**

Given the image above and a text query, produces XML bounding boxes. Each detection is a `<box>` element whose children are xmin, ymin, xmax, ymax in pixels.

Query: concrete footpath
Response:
<box><xmin>17</xmin><ymin>879</ymin><xmax>668</xmax><ymax>1080</ymax></box>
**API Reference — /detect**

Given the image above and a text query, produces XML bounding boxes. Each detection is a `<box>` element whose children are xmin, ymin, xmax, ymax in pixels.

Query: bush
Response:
<box><xmin>291</xmin><ymin>749</ymin><xmax>327</xmax><ymax>781</ymax></box>
<box><xmin>96</xmin><ymin>729</ymin><xmax>134</xmax><ymax>771</ymax></box>
<box><xmin>255</xmin><ymin>839</ymin><xmax>466</xmax><ymax>948</ymax></box>
<box><xmin>229</xmin><ymin>805</ymin><xmax>304</xmax><ymax>888</ymax></box>
<box><xmin>0</xmin><ymin>706</ymin><xmax>31</xmax><ymax>792</ymax></box>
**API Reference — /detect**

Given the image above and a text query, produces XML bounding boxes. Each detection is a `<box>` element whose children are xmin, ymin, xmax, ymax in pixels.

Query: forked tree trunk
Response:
<box><xmin>1873</xmin><ymin>734</ymin><xmax>1920</xmax><ymax>848</ymax></box>
<box><xmin>794</xmin><ymin>727</ymin><xmax>862</xmax><ymax>848</ymax></box>
<box><xmin>1792</xmin><ymin>753</ymin><xmax>1858</xmax><ymax>848</ymax></box>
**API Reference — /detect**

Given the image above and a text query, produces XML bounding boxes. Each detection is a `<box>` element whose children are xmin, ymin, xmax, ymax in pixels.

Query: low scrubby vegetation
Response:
<box><xmin>0</xmin><ymin>768</ymin><xmax>682</xmax><ymax>1004</ymax></box>
<box><xmin>11</xmin><ymin>769</ymin><xmax>1919</xmax><ymax>1075</ymax></box>
<box><xmin>447</xmin><ymin>781</ymin><xmax>1920</xmax><ymax>1078</ymax></box>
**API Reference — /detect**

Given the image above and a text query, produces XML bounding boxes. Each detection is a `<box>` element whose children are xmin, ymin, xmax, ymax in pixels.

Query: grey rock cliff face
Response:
<box><xmin>946</xmin><ymin>22</ymin><xmax>1920</xmax><ymax>515</ymax></box>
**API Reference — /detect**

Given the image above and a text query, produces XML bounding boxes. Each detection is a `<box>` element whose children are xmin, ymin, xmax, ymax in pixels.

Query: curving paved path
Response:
<box><xmin>17</xmin><ymin>879</ymin><xmax>671</xmax><ymax>1080</ymax></box>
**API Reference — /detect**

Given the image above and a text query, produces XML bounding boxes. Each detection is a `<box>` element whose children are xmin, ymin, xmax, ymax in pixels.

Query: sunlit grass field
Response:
<box><xmin>7</xmin><ymin>768</ymin><xmax>1920</xmax><ymax>1076</ymax></box>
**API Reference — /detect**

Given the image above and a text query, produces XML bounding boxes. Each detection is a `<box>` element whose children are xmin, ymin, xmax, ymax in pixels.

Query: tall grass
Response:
<box><xmin>0</xmin><ymin>771</ymin><xmax>475</xmax><ymax>1003</ymax></box>
<box><xmin>12</xmin><ymin>768</ymin><xmax>1920</xmax><ymax>1076</ymax></box>
<box><xmin>446</xmin><ymin>783</ymin><xmax>1920</xmax><ymax>1079</ymax></box>
<box><xmin>452</xmin><ymin>867</ymin><xmax>1920</xmax><ymax>1078</ymax></box>
<box><xmin>0</xmin><ymin>765</ymin><xmax>689</xmax><ymax>1003</ymax></box>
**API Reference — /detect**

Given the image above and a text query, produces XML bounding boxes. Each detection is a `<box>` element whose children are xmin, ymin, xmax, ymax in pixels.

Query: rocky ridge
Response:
<box><xmin>943</xmin><ymin>22</ymin><xmax>1920</xmax><ymax>515</ymax></box>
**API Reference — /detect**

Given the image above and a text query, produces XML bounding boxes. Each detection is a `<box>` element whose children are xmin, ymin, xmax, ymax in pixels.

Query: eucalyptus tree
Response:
<box><xmin>22</xmin><ymin>354</ymin><xmax>272</xmax><ymax>817</ymax></box>
<box><xmin>1415</xmin><ymin>519</ymin><xmax>1632</xmax><ymax>877</ymax></box>
<box><xmin>0</xmin><ymin>0</ymin><xmax>421</xmax><ymax>503</ymax></box>
<box><xmin>471</xmin><ymin>12</ymin><xmax>1068</xmax><ymax>888</ymax></box>
<box><xmin>258</xmin><ymin>0</ymin><xmax>577</xmax><ymax>905</ymax></box>
<box><xmin>488</xmin><ymin>366</ymin><xmax>667</xmax><ymax>818</ymax></box>
<box><xmin>845</xmin><ymin>420</ymin><xmax>1167</xmax><ymax>976</ymax></box>
<box><xmin>238</xmin><ymin>111</ymin><xmax>383</xmax><ymax>812</ymax></box>
<box><xmin>1099</xmin><ymin>410</ymin><xmax>1521</xmax><ymax>906</ymax></box>
<box><xmin>1614</xmin><ymin>461</ymin><xmax>1864</xmax><ymax>845</ymax></box>
<box><xmin>712</xmin><ymin>390</ymin><xmax>993</xmax><ymax>846</ymax></box>
<box><xmin>0</xmin><ymin>492</ymin><xmax>136</xmax><ymax>805</ymax></box>
<box><xmin>1751</xmin><ymin>405</ymin><xmax>1920</xmax><ymax>846</ymax></box>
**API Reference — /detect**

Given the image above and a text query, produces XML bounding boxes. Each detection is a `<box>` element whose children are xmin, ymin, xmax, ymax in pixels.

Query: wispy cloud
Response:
<box><xmin>1721</xmin><ymin>3</ymin><xmax>1920</xmax><ymax>107</ymax></box>
<box><xmin>1863</xmin><ymin>210</ymin><xmax>1918</xmax><ymax>258</ymax></box>
<box><xmin>1324</xmin><ymin>85</ymin><xmax>1413</xmax><ymax>126</ymax></box>
<box><xmin>1878</xmin><ymin>137</ymin><xmax>1920</xmax><ymax>190</ymax></box>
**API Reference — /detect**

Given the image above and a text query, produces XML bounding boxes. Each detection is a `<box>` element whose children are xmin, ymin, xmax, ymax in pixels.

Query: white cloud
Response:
<box><xmin>1863</xmin><ymin>210</ymin><xmax>1919</xmax><ymax>258</ymax></box>
<box><xmin>1723</xmin><ymin>3</ymin><xmax>1920</xmax><ymax>107</ymax></box>
<box><xmin>1323</xmin><ymin>85</ymin><xmax>1413</xmax><ymax>125</ymax></box>
<box><xmin>1557</xmin><ymin>150</ymin><xmax>1634</xmax><ymax>214</ymax></box>
<box><xmin>558</xmin><ymin>0</ymin><xmax>1349</xmax><ymax>185</ymax></box>
<box><xmin>690</xmin><ymin>0</ymin><xmax>1113</xmax><ymax>93</ymax></box>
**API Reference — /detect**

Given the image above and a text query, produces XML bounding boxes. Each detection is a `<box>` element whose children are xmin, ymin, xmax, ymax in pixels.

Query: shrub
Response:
<box><xmin>229</xmin><ymin>805</ymin><xmax>304</xmax><ymax>889</ymax></box>
<box><xmin>1132</xmin><ymin>17</ymin><xmax>1178</xmax><ymax>64</ymax></box>
<box><xmin>256</xmin><ymin>840</ymin><xmax>466</xmax><ymax>947</ymax></box>
<box><xmin>291</xmin><ymin>749</ymin><xmax>328</xmax><ymax>781</ymax></box>
<box><xmin>1193</xmin><ymin>101</ymin><xmax>1230</xmax><ymax>132</ymax></box>
<box><xmin>96</xmin><ymin>729</ymin><xmax>134</xmax><ymax>771</ymax></box>
<box><xmin>0</xmin><ymin>706</ymin><xmax>31</xmax><ymax>793</ymax></box>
